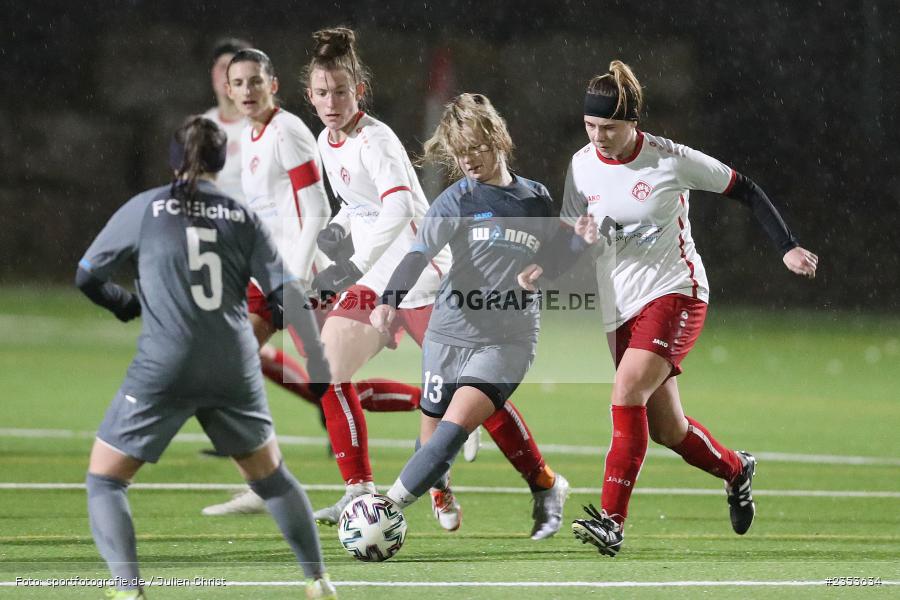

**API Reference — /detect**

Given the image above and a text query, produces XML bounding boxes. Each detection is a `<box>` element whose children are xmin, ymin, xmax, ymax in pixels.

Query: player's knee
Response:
<box><xmin>649</xmin><ymin>424</ymin><xmax>680</xmax><ymax>447</ymax></box>
<box><xmin>248</xmin><ymin>461</ymin><xmax>298</xmax><ymax>500</ymax></box>
<box><xmin>648</xmin><ymin>417</ymin><xmax>688</xmax><ymax>447</ymax></box>
<box><xmin>326</xmin><ymin>363</ymin><xmax>356</xmax><ymax>384</ymax></box>
<box><xmin>321</xmin><ymin>317</ymin><xmax>383</xmax><ymax>382</ymax></box>
<box><xmin>233</xmin><ymin>441</ymin><xmax>281</xmax><ymax>481</ymax></box>
<box><xmin>86</xmin><ymin>472</ymin><xmax>130</xmax><ymax>493</ymax></box>
<box><xmin>611</xmin><ymin>380</ymin><xmax>651</xmax><ymax>407</ymax></box>
<box><xmin>319</xmin><ymin>329</ymin><xmax>352</xmax><ymax>382</ymax></box>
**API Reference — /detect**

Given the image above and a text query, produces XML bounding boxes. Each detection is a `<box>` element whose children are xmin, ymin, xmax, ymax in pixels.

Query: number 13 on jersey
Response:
<box><xmin>423</xmin><ymin>370</ymin><xmax>444</xmax><ymax>403</ymax></box>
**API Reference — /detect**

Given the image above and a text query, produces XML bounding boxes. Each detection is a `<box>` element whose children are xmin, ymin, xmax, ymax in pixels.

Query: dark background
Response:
<box><xmin>2</xmin><ymin>0</ymin><xmax>897</xmax><ymax>310</ymax></box>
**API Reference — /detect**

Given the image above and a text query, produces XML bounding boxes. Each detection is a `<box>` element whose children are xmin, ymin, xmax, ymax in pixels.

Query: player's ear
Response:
<box><xmin>356</xmin><ymin>82</ymin><xmax>366</xmax><ymax>102</ymax></box>
<box><xmin>270</xmin><ymin>76</ymin><xmax>280</xmax><ymax>95</ymax></box>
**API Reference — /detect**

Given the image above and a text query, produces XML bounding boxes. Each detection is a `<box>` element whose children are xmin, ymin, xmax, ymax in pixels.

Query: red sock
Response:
<box><xmin>260</xmin><ymin>349</ymin><xmax>319</xmax><ymax>406</ymax></box>
<box><xmin>355</xmin><ymin>378</ymin><xmax>420</xmax><ymax>412</ymax></box>
<box><xmin>601</xmin><ymin>405</ymin><xmax>649</xmax><ymax>525</ymax></box>
<box><xmin>671</xmin><ymin>416</ymin><xmax>742</xmax><ymax>481</ymax></box>
<box><xmin>321</xmin><ymin>383</ymin><xmax>372</xmax><ymax>484</ymax></box>
<box><xmin>483</xmin><ymin>402</ymin><xmax>549</xmax><ymax>491</ymax></box>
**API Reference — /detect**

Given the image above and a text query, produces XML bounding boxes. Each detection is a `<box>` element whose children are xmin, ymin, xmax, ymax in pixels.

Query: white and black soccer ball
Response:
<box><xmin>338</xmin><ymin>493</ymin><xmax>407</xmax><ymax>562</ymax></box>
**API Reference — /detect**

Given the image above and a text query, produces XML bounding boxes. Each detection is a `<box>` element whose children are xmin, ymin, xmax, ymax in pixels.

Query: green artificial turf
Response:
<box><xmin>0</xmin><ymin>287</ymin><xmax>898</xmax><ymax>598</ymax></box>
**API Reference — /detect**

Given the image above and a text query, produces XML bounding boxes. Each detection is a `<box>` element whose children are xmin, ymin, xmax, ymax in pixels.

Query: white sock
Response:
<box><xmin>386</xmin><ymin>479</ymin><xmax>415</xmax><ymax>509</ymax></box>
<box><xmin>348</xmin><ymin>481</ymin><xmax>376</xmax><ymax>495</ymax></box>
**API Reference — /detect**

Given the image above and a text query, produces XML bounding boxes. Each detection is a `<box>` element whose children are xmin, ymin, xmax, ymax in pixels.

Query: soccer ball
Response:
<box><xmin>338</xmin><ymin>493</ymin><xmax>407</xmax><ymax>562</ymax></box>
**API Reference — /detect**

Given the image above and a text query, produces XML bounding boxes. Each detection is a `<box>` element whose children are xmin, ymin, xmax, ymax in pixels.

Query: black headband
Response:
<box><xmin>168</xmin><ymin>136</ymin><xmax>227</xmax><ymax>174</ymax></box>
<box><xmin>584</xmin><ymin>92</ymin><xmax>639</xmax><ymax>121</ymax></box>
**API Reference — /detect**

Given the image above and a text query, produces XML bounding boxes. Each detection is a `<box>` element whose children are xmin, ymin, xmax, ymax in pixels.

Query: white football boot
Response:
<box><xmin>530</xmin><ymin>474</ymin><xmax>570</xmax><ymax>540</ymax></box>
<box><xmin>463</xmin><ymin>426</ymin><xmax>482</xmax><ymax>462</ymax></box>
<box><xmin>305</xmin><ymin>574</ymin><xmax>337</xmax><ymax>599</ymax></box>
<box><xmin>313</xmin><ymin>482</ymin><xmax>376</xmax><ymax>525</ymax></box>
<box><xmin>201</xmin><ymin>487</ymin><xmax>267</xmax><ymax>516</ymax></box>
<box><xmin>430</xmin><ymin>486</ymin><xmax>462</xmax><ymax>531</ymax></box>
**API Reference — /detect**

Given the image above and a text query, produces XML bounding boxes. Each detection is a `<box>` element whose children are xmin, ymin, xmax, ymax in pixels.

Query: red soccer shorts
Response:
<box><xmin>248</xmin><ymin>280</ymin><xmax>331</xmax><ymax>357</ymax></box>
<box><xmin>327</xmin><ymin>284</ymin><xmax>433</xmax><ymax>348</ymax></box>
<box><xmin>246</xmin><ymin>280</ymin><xmax>271</xmax><ymax>321</ymax></box>
<box><xmin>614</xmin><ymin>293</ymin><xmax>707</xmax><ymax>376</ymax></box>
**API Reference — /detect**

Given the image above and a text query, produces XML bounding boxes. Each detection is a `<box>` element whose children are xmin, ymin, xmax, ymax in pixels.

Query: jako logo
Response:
<box><xmin>471</xmin><ymin>227</ymin><xmax>541</xmax><ymax>251</ymax></box>
<box><xmin>249</xmin><ymin>156</ymin><xmax>260</xmax><ymax>174</ymax></box>
<box><xmin>606</xmin><ymin>476</ymin><xmax>632</xmax><ymax>487</ymax></box>
<box><xmin>653</xmin><ymin>338</ymin><xmax>669</xmax><ymax>348</ymax></box>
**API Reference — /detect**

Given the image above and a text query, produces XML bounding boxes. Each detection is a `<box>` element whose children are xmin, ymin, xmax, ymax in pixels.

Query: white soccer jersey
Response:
<box><xmin>240</xmin><ymin>108</ymin><xmax>330</xmax><ymax>284</ymax></box>
<box><xmin>317</xmin><ymin>112</ymin><xmax>450</xmax><ymax>308</ymax></box>
<box><xmin>203</xmin><ymin>107</ymin><xmax>247</xmax><ymax>203</ymax></box>
<box><xmin>561</xmin><ymin>131</ymin><xmax>736</xmax><ymax>331</ymax></box>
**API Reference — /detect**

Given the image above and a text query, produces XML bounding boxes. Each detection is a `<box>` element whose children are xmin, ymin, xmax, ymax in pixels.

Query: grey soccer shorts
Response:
<box><xmin>95</xmin><ymin>386</ymin><xmax>274</xmax><ymax>463</ymax></box>
<box><xmin>419</xmin><ymin>337</ymin><xmax>536</xmax><ymax>417</ymax></box>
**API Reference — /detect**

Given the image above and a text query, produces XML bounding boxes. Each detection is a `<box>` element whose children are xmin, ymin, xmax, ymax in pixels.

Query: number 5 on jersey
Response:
<box><xmin>186</xmin><ymin>227</ymin><xmax>222</xmax><ymax>310</ymax></box>
<box><xmin>423</xmin><ymin>370</ymin><xmax>444</xmax><ymax>403</ymax></box>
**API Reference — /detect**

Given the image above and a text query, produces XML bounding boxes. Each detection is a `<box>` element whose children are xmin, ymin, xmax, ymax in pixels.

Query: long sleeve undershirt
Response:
<box><xmin>381</xmin><ymin>251</ymin><xmax>429</xmax><ymax>308</ymax></box>
<box><xmin>531</xmin><ymin>225</ymin><xmax>591</xmax><ymax>280</ymax></box>
<box><xmin>726</xmin><ymin>172</ymin><xmax>799</xmax><ymax>254</ymax></box>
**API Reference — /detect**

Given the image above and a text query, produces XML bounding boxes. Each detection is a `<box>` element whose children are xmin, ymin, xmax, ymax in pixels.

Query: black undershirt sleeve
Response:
<box><xmin>381</xmin><ymin>251</ymin><xmax>430</xmax><ymax>308</ymax></box>
<box><xmin>725</xmin><ymin>172</ymin><xmax>800</xmax><ymax>254</ymax></box>
<box><xmin>75</xmin><ymin>267</ymin><xmax>142</xmax><ymax>322</ymax></box>
<box><xmin>532</xmin><ymin>225</ymin><xmax>590</xmax><ymax>279</ymax></box>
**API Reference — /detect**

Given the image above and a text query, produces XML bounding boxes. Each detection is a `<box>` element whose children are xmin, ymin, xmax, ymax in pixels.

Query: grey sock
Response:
<box><xmin>248</xmin><ymin>462</ymin><xmax>324</xmax><ymax>579</ymax></box>
<box><xmin>86</xmin><ymin>473</ymin><xmax>140</xmax><ymax>589</ymax></box>
<box><xmin>415</xmin><ymin>437</ymin><xmax>452</xmax><ymax>490</ymax></box>
<box><xmin>400</xmin><ymin>422</ymin><xmax>468</xmax><ymax>498</ymax></box>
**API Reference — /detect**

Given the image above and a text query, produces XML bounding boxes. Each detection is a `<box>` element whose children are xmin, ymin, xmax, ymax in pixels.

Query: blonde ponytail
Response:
<box><xmin>585</xmin><ymin>60</ymin><xmax>643</xmax><ymax>121</ymax></box>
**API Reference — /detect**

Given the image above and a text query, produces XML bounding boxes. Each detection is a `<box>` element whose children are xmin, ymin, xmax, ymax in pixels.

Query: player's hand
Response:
<box><xmin>317</xmin><ymin>223</ymin><xmax>350</xmax><ymax>261</ymax></box>
<box><xmin>369</xmin><ymin>304</ymin><xmax>397</xmax><ymax>336</ymax></box>
<box><xmin>312</xmin><ymin>259</ymin><xmax>362</xmax><ymax>297</ymax></box>
<box><xmin>782</xmin><ymin>246</ymin><xmax>818</xmax><ymax>278</ymax></box>
<box><xmin>517</xmin><ymin>263</ymin><xmax>543</xmax><ymax>292</ymax></box>
<box><xmin>113</xmin><ymin>295</ymin><xmax>142</xmax><ymax>323</ymax></box>
<box><xmin>574</xmin><ymin>214</ymin><xmax>598</xmax><ymax>245</ymax></box>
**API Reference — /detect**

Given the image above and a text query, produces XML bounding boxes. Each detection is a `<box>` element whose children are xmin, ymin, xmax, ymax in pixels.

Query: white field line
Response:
<box><xmin>2</xmin><ymin>482</ymin><xmax>899</xmax><ymax>499</ymax></box>
<box><xmin>2</xmin><ymin>427</ymin><xmax>900</xmax><ymax>467</ymax></box>
<box><xmin>235</xmin><ymin>580</ymin><xmax>900</xmax><ymax>588</ymax></box>
<box><xmin>0</xmin><ymin>580</ymin><xmax>897</xmax><ymax>588</ymax></box>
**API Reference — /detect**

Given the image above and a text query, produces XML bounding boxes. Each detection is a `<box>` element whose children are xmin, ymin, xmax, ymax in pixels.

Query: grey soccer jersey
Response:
<box><xmin>79</xmin><ymin>180</ymin><xmax>288</xmax><ymax>401</ymax></box>
<box><xmin>411</xmin><ymin>175</ymin><xmax>559</xmax><ymax>347</ymax></box>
